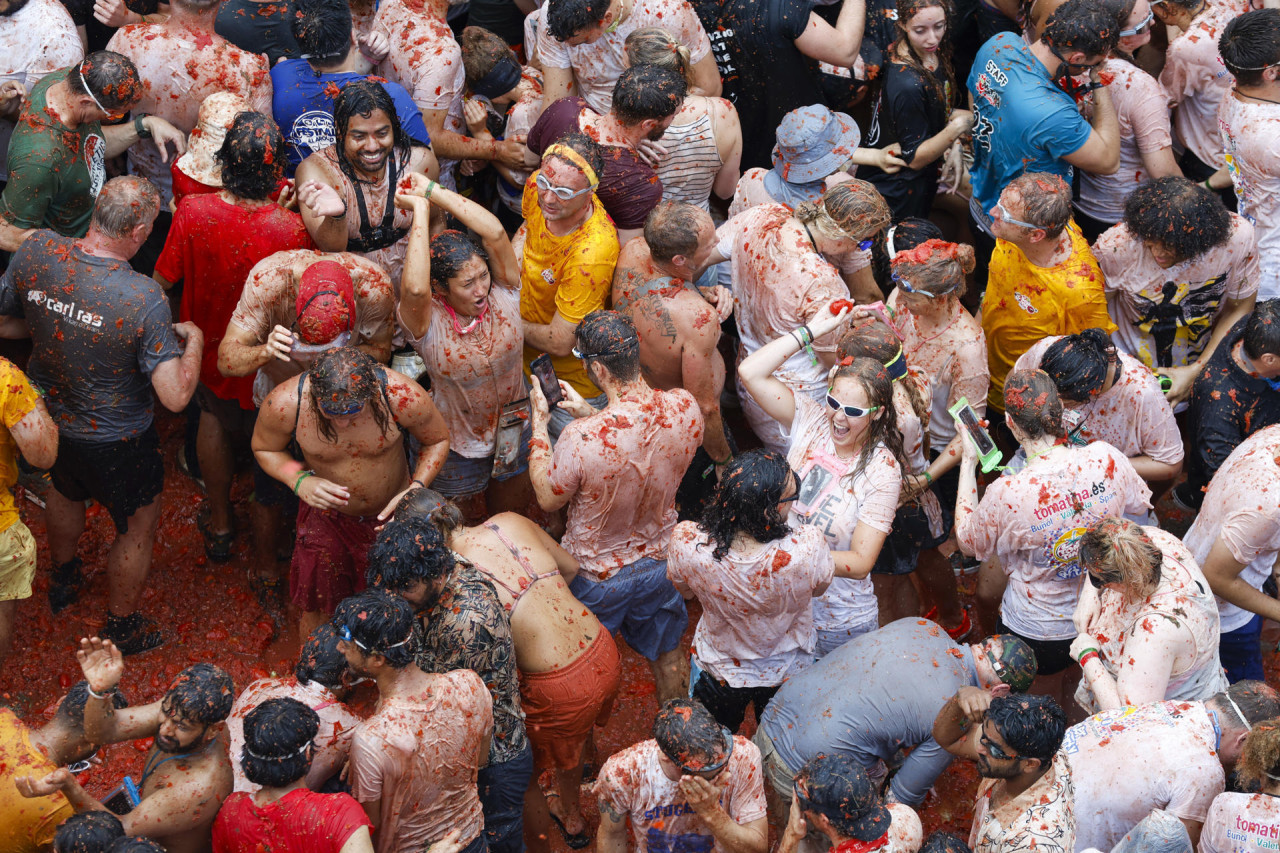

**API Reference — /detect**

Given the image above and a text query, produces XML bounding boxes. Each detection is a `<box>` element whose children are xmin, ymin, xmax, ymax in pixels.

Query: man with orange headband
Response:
<box><xmin>519</xmin><ymin>131</ymin><xmax>620</xmax><ymax>437</ymax></box>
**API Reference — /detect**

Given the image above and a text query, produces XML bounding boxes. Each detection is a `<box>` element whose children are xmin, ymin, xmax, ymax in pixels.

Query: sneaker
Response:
<box><xmin>102</xmin><ymin>612</ymin><xmax>164</xmax><ymax>656</ymax></box>
<box><xmin>48</xmin><ymin>558</ymin><xmax>86</xmax><ymax>614</ymax></box>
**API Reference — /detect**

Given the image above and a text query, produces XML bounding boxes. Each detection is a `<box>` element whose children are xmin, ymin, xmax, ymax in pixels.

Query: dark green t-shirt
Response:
<box><xmin>0</xmin><ymin>70</ymin><xmax>106</xmax><ymax>238</ymax></box>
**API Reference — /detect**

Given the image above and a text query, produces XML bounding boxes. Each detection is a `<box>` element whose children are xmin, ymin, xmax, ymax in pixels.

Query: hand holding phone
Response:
<box><xmin>530</xmin><ymin>354</ymin><xmax>564</xmax><ymax>408</ymax></box>
<box><xmin>949</xmin><ymin>397</ymin><xmax>1002</xmax><ymax>473</ymax></box>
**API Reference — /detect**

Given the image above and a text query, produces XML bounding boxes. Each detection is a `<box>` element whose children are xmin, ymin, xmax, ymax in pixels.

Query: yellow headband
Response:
<box><xmin>543</xmin><ymin>143</ymin><xmax>599</xmax><ymax>187</ymax></box>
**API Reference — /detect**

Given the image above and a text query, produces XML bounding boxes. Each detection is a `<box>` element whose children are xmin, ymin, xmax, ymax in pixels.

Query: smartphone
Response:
<box><xmin>530</xmin><ymin>354</ymin><xmax>564</xmax><ymax>408</ymax></box>
<box><xmin>949</xmin><ymin>397</ymin><xmax>1002</xmax><ymax>473</ymax></box>
<box><xmin>104</xmin><ymin>776</ymin><xmax>141</xmax><ymax>815</ymax></box>
<box><xmin>1157</xmin><ymin>374</ymin><xmax>1173</xmax><ymax>394</ymax></box>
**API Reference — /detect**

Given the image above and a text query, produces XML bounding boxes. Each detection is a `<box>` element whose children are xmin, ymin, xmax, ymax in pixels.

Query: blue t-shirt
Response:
<box><xmin>967</xmin><ymin>32</ymin><xmax>1093</xmax><ymax>214</ymax></box>
<box><xmin>270</xmin><ymin>60</ymin><xmax>433</xmax><ymax>174</ymax></box>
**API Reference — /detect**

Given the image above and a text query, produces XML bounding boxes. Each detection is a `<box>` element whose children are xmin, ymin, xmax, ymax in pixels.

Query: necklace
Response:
<box><xmin>1235</xmin><ymin>87</ymin><xmax>1280</xmax><ymax>106</ymax></box>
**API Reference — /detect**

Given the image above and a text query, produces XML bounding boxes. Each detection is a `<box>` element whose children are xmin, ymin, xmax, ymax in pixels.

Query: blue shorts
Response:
<box><xmin>1220</xmin><ymin>615</ymin><xmax>1265</xmax><ymax>683</ymax></box>
<box><xmin>477</xmin><ymin>741</ymin><xmax>533</xmax><ymax>853</ymax></box>
<box><xmin>570</xmin><ymin>557</ymin><xmax>688</xmax><ymax>661</ymax></box>
<box><xmin>432</xmin><ymin>423</ymin><xmax>531</xmax><ymax>499</ymax></box>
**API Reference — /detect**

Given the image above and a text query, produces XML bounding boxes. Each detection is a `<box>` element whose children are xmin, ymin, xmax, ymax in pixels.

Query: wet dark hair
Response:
<box><xmin>544</xmin><ymin>130</ymin><xmax>605</xmax><ymax>181</ymax></box>
<box><xmin>611</xmin><ymin>64</ymin><xmax>687</xmax><ymax>125</ymax></box>
<box><xmin>919</xmin><ymin>832</ymin><xmax>972</xmax><ymax>853</ymax></box>
<box><xmin>332</xmin><ymin>589</ymin><xmax>417</xmax><ymax>668</ymax></box>
<box><xmin>1040</xmin><ymin>328</ymin><xmax>1116</xmax><ymax>402</ymax></box>
<box><xmin>217</xmin><ymin>112</ymin><xmax>286</xmax><ymax>201</ymax></box>
<box><xmin>333</xmin><ymin>80</ymin><xmax>416</xmax><ymax>181</ymax></box>
<box><xmin>700</xmin><ymin>449</ymin><xmax>794</xmax><ymax>560</ymax></box>
<box><xmin>292</xmin><ymin>0</ymin><xmax>352</xmax><ymax>62</ymax></box>
<box><xmin>57</xmin><ymin>680</ymin><xmax>127</xmax><ymax>729</ymax></box>
<box><xmin>54</xmin><ymin>812</ymin><xmax>125</xmax><ymax>853</ymax></box>
<box><xmin>1043</xmin><ymin>0</ymin><xmax>1121</xmax><ymax>59</ymax></box>
<box><xmin>367</xmin><ymin>516</ymin><xmax>456</xmax><ymax>590</ymax></box>
<box><xmin>871</xmin><ymin>217</ymin><xmax>943</xmax><ymax>292</ymax></box>
<box><xmin>295</xmin><ymin>623</ymin><xmax>349</xmax><ymax>691</ymax></box>
<box><xmin>986</xmin><ymin>694</ymin><xmax>1066</xmax><ymax>763</ymax></box>
<box><xmin>0</xmin><ymin>0</ymin><xmax>34</xmax><ymax>16</ymax></box>
<box><xmin>546</xmin><ymin>0</ymin><xmax>612</xmax><ymax>41</ymax></box>
<box><xmin>1122</xmin><ymin>177</ymin><xmax>1231</xmax><ymax>262</ymax></box>
<box><xmin>652</xmin><ymin>698</ymin><xmax>726</xmax><ymax>768</ymax></box>
<box><xmin>576</xmin><ymin>311</ymin><xmax>641</xmax><ymax>382</ymax></box>
<box><xmin>68</xmin><ymin>51</ymin><xmax>143</xmax><ymax>113</ymax></box>
<box><xmin>1213</xmin><ymin>682</ymin><xmax>1280</xmax><ymax>735</ymax></box>
<box><xmin>430</xmin><ymin>230</ymin><xmax>490</xmax><ymax>293</ymax></box>
<box><xmin>837</xmin><ymin>321</ymin><xmax>930</xmax><ymax>443</ymax></box>
<box><xmin>391</xmin><ymin>487</ymin><xmax>467</xmax><ymax>538</ymax></box>
<box><xmin>307</xmin><ymin>347</ymin><xmax>392</xmax><ymax>443</ymax></box>
<box><xmin>241</xmin><ymin>697</ymin><xmax>319</xmax><ymax>787</ymax></box>
<box><xmin>106</xmin><ymin>840</ymin><xmax>166</xmax><ymax>853</ymax></box>
<box><xmin>1003</xmin><ymin>369</ymin><xmax>1066</xmax><ymax>440</ymax></box>
<box><xmin>645</xmin><ymin>201</ymin><xmax>705</xmax><ymax>264</ymax></box>
<box><xmin>162</xmin><ymin>663</ymin><xmax>234</xmax><ymax>725</ymax></box>
<box><xmin>460</xmin><ymin>26</ymin><xmax>519</xmax><ymax>92</ymax></box>
<box><xmin>1220</xmin><ymin>10</ymin><xmax>1280</xmax><ymax>87</ymax></box>
<box><xmin>1243</xmin><ymin>300</ymin><xmax>1280</xmax><ymax>360</ymax></box>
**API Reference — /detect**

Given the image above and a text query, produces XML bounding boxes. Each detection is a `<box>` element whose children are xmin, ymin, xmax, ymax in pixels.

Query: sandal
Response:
<box><xmin>544</xmin><ymin>790</ymin><xmax>592</xmax><ymax>849</ymax></box>
<box><xmin>247</xmin><ymin>567</ymin><xmax>286</xmax><ymax>618</ymax></box>
<box><xmin>197</xmin><ymin>508</ymin><xmax>237</xmax><ymax>563</ymax></box>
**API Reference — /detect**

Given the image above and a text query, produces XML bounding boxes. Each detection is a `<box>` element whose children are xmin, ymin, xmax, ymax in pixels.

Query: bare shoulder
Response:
<box><xmin>297</xmin><ymin>149</ymin><xmax>342</xmax><ymax>185</ymax></box>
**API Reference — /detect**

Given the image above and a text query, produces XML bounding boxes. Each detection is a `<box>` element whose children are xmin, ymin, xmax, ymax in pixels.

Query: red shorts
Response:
<box><xmin>290</xmin><ymin>503</ymin><xmax>377</xmax><ymax>613</ymax></box>
<box><xmin>520</xmin><ymin>628</ymin><xmax>621</xmax><ymax>770</ymax></box>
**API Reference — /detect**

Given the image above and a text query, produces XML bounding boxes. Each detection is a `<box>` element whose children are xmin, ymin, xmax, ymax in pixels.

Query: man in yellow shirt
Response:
<box><xmin>519</xmin><ymin>131</ymin><xmax>620</xmax><ymax>437</ymax></box>
<box><xmin>981</xmin><ymin>172</ymin><xmax>1116</xmax><ymax>416</ymax></box>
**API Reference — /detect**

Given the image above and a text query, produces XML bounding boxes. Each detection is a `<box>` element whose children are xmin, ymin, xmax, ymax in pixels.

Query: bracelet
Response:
<box><xmin>293</xmin><ymin>470</ymin><xmax>314</xmax><ymax>495</ymax></box>
<box><xmin>411</xmin><ymin>478</ymin><xmax>426</xmax><ymax>488</ymax></box>
<box><xmin>87</xmin><ymin>685</ymin><xmax>112</xmax><ymax>700</ymax></box>
<box><xmin>423</xmin><ymin>180</ymin><xmax>437</xmax><ymax>200</ymax></box>
<box><xmin>1076</xmin><ymin>648</ymin><xmax>1101</xmax><ymax>666</ymax></box>
<box><xmin>711</xmin><ymin>454</ymin><xmax>733</xmax><ymax>467</ymax></box>
<box><xmin>923</xmin><ymin>471</ymin><xmax>933</xmax><ymax>485</ymax></box>
<box><xmin>1203</xmin><ymin>179</ymin><xmax>1214</xmax><ymax>191</ymax></box>
<box><xmin>331</xmin><ymin>201</ymin><xmax>347</xmax><ymax>220</ymax></box>
<box><xmin>799</xmin><ymin>324</ymin><xmax>818</xmax><ymax>366</ymax></box>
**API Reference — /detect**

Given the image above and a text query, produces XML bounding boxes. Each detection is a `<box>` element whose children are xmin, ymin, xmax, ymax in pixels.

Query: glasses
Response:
<box><xmin>319</xmin><ymin>399</ymin><xmax>366</xmax><ymax>418</ymax></box>
<box><xmin>892</xmin><ymin>271</ymin><xmax>950</xmax><ymax>299</ymax></box>
<box><xmin>571</xmin><ymin>345</ymin><xmax>600</xmax><ymax>360</ymax></box>
<box><xmin>676</xmin><ymin>727</ymin><xmax>735</xmax><ymax>778</ymax></box>
<box><xmin>337</xmin><ymin>623</ymin><xmax>413</xmax><ymax>654</ymax></box>
<box><xmin>1119</xmin><ymin>9</ymin><xmax>1154</xmax><ymax>35</ymax></box>
<box><xmin>980</xmin><ymin>729</ymin><xmax>1019</xmax><ymax>761</ymax></box>
<box><xmin>826</xmin><ymin>393</ymin><xmax>880</xmax><ymax>419</ymax></box>
<box><xmin>992</xmin><ymin>200</ymin><xmax>1041</xmax><ymax>230</ymax></box>
<box><xmin>1049</xmin><ymin>43</ymin><xmax>1104</xmax><ymax>74</ymax></box>
<box><xmin>536</xmin><ymin>172</ymin><xmax>594</xmax><ymax>200</ymax></box>
<box><xmin>779</xmin><ymin>470</ymin><xmax>802</xmax><ymax>503</ymax></box>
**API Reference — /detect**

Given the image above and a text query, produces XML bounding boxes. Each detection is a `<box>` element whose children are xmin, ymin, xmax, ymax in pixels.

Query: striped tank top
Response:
<box><xmin>655</xmin><ymin>105</ymin><xmax>722</xmax><ymax>212</ymax></box>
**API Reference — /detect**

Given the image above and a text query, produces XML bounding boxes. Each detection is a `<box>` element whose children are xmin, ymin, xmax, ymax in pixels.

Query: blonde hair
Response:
<box><xmin>1238</xmin><ymin>719</ymin><xmax>1280</xmax><ymax>789</ymax></box>
<box><xmin>624</xmin><ymin>27</ymin><xmax>695</xmax><ymax>88</ymax></box>
<box><xmin>890</xmin><ymin>238</ymin><xmax>976</xmax><ymax>298</ymax></box>
<box><xmin>795</xmin><ymin>181</ymin><xmax>892</xmax><ymax>244</ymax></box>
<box><xmin>1078</xmin><ymin>518</ymin><xmax>1162</xmax><ymax>601</ymax></box>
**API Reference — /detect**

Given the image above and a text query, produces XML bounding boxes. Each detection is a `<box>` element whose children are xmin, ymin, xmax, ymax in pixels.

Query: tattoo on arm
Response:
<box><xmin>599</xmin><ymin>798</ymin><xmax>626</xmax><ymax>823</ymax></box>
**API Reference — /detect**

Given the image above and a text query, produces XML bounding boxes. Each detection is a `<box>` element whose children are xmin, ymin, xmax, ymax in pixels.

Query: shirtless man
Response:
<box><xmin>612</xmin><ymin>200</ymin><xmax>732</xmax><ymax>471</ymax></box>
<box><xmin>296</xmin><ymin>80</ymin><xmax>438</xmax><ymax>287</ymax></box>
<box><xmin>253</xmin><ymin>346</ymin><xmax>450</xmax><ymax>637</ymax></box>
<box><xmin>18</xmin><ymin>638</ymin><xmax>235</xmax><ymax>853</ymax></box>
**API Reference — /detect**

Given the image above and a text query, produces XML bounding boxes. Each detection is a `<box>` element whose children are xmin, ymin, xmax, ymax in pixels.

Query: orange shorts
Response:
<box><xmin>520</xmin><ymin>627</ymin><xmax>622</xmax><ymax>770</ymax></box>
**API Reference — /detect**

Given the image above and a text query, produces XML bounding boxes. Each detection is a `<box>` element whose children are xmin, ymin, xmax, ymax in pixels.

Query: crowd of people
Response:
<box><xmin>2</xmin><ymin>0</ymin><xmax>1280</xmax><ymax>848</ymax></box>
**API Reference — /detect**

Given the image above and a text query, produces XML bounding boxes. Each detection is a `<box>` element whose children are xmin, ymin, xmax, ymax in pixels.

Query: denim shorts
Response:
<box><xmin>431</xmin><ymin>423</ymin><xmax>532</xmax><ymax>499</ymax></box>
<box><xmin>477</xmin><ymin>741</ymin><xmax>533</xmax><ymax>853</ymax></box>
<box><xmin>570</xmin><ymin>557</ymin><xmax>688</xmax><ymax>661</ymax></box>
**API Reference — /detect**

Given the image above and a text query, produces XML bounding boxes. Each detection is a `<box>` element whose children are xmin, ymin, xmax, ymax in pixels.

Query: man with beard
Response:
<box><xmin>18</xmin><ymin>638</ymin><xmax>234</xmax><ymax>853</ymax></box>
<box><xmin>334</xmin><ymin>589</ymin><xmax>492</xmax><ymax>853</ymax></box>
<box><xmin>295</xmin><ymin>80</ymin><xmax>437</xmax><ymax>288</ymax></box>
<box><xmin>252</xmin><ymin>346</ymin><xmax>450</xmax><ymax>638</ymax></box>
<box><xmin>933</xmin><ymin>692</ymin><xmax>1073</xmax><ymax>853</ymax></box>
<box><xmin>528</xmin><ymin>64</ymin><xmax>685</xmax><ymax>244</ymax></box>
<box><xmin>367</xmin><ymin>516</ymin><xmax>529</xmax><ymax>853</ymax></box>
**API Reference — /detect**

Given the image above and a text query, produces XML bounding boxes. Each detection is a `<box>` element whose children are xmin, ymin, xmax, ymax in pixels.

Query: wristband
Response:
<box><xmin>1077</xmin><ymin>649</ymin><xmax>1101</xmax><ymax>666</ymax></box>
<box><xmin>923</xmin><ymin>471</ymin><xmax>933</xmax><ymax>485</ymax></box>
<box><xmin>133</xmin><ymin>113</ymin><xmax>152</xmax><ymax>139</ymax></box>
<box><xmin>411</xmin><ymin>478</ymin><xmax>426</xmax><ymax>488</ymax></box>
<box><xmin>331</xmin><ymin>201</ymin><xmax>347</xmax><ymax>220</ymax></box>
<box><xmin>1203</xmin><ymin>179</ymin><xmax>1214</xmax><ymax>191</ymax></box>
<box><xmin>423</xmin><ymin>180</ymin><xmax>437</xmax><ymax>200</ymax></box>
<box><xmin>293</xmin><ymin>470</ymin><xmax>314</xmax><ymax>495</ymax></box>
<box><xmin>87</xmin><ymin>685</ymin><xmax>113</xmax><ymax>700</ymax></box>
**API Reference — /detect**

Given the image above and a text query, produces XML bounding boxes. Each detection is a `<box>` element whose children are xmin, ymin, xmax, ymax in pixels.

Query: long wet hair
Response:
<box><xmin>307</xmin><ymin>347</ymin><xmax>392</xmax><ymax>443</ymax></box>
<box><xmin>700</xmin><ymin>449</ymin><xmax>794</xmax><ymax>560</ymax></box>
<box><xmin>826</xmin><ymin>356</ymin><xmax>909</xmax><ymax>482</ymax></box>
<box><xmin>890</xmin><ymin>0</ymin><xmax>956</xmax><ymax>111</ymax></box>
<box><xmin>1003</xmin><ymin>369</ymin><xmax>1067</xmax><ymax>441</ymax></box>
<box><xmin>333</xmin><ymin>80</ymin><xmax>415</xmax><ymax>183</ymax></box>
<box><xmin>795</xmin><ymin>181</ymin><xmax>892</xmax><ymax>245</ymax></box>
<box><xmin>430</xmin><ymin>230</ymin><xmax>491</xmax><ymax>294</ymax></box>
<box><xmin>837</xmin><ymin>321</ymin><xmax>931</xmax><ymax>446</ymax></box>
<box><xmin>1078</xmin><ymin>517</ymin><xmax>1162</xmax><ymax>601</ymax></box>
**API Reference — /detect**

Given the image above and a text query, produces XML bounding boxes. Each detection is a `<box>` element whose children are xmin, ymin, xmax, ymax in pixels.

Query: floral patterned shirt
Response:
<box><xmin>970</xmin><ymin>751</ymin><xmax>1075</xmax><ymax>853</ymax></box>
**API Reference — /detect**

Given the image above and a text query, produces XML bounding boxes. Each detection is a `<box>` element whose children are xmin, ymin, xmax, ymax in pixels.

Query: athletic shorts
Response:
<box><xmin>569</xmin><ymin>557</ymin><xmax>687</xmax><ymax>661</ymax></box>
<box><xmin>290</xmin><ymin>503</ymin><xmax>377</xmax><ymax>613</ymax></box>
<box><xmin>432</xmin><ymin>423</ymin><xmax>532</xmax><ymax>499</ymax></box>
<box><xmin>521</xmin><ymin>627</ymin><xmax>621</xmax><ymax>769</ymax></box>
<box><xmin>195</xmin><ymin>385</ymin><xmax>294</xmax><ymax>509</ymax></box>
<box><xmin>0</xmin><ymin>520</ymin><xmax>37</xmax><ymax>601</ymax></box>
<box><xmin>996</xmin><ymin>616</ymin><xmax>1073</xmax><ymax>676</ymax></box>
<box><xmin>871</xmin><ymin>496</ymin><xmax>952</xmax><ymax>576</ymax></box>
<box><xmin>50</xmin><ymin>426</ymin><xmax>164</xmax><ymax>534</ymax></box>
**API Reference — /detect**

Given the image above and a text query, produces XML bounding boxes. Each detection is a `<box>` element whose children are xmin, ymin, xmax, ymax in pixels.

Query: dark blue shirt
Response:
<box><xmin>270</xmin><ymin>60</ymin><xmax>432</xmax><ymax>174</ymax></box>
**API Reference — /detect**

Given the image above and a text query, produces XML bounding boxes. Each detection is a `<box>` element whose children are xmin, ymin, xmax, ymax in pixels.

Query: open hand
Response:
<box><xmin>298</xmin><ymin>475</ymin><xmax>350</xmax><ymax>511</ymax></box>
<box><xmin>15</xmin><ymin>769</ymin><xmax>71</xmax><ymax>799</ymax></box>
<box><xmin>679</xmin><ymin>774</ymin><xmax>727</xmax><ymax>819</ymax></box>
<box><xmin>77</xmin><ymin>637</ymin><xmax>124</xmax><ymax>694</ymax></box>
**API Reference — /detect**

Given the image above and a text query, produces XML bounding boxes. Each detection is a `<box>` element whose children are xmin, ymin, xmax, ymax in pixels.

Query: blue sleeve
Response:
<box><xmin>1028</xmin><ymin>96</ymin><xmax>1093</xmax><ymax>162</ymax></box>
<box><xmin>888</xmin><ymin>738</ymin><xmax>955</xmax><ymax>807</ymax></box>
<box><xmin>386</xmin><ymin>82</ymin><xmax>432</xmax><ymax>148</ymax></box>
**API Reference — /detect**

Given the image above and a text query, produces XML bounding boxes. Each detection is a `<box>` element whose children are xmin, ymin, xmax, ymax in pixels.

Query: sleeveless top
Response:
<box><xmin>469</xmin><ymin>522</ymin><xmax>560</xmax><ymax>617</ymax></box>
<box><xmin>655</xmin><ymin>103</ymin><xmax>721</xmax><ymax>212</ymax></box>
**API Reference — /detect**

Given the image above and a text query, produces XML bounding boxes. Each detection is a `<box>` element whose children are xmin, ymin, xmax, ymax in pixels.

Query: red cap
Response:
<box><xmin>296</xmin><ymin>261</ymin><xmax>356</xmax><ymax>345</ymax></box>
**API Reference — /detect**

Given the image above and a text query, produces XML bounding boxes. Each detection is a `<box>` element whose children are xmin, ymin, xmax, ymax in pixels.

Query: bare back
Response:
<box><xmin>133</xmin><ymin>737</ymin><xmax>234</xmax><ymax>853</ymax></box>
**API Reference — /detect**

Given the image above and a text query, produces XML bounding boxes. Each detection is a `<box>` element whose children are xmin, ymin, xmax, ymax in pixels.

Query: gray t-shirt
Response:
<box><xmin>0</xmin><ymin>231</ymin><xmax>183</xmax><ymax>442</ymax></box>
<box><xmin>760</xmin><ymin>617</ymin><xmax>978</xmax><ymax>807</ymax></box>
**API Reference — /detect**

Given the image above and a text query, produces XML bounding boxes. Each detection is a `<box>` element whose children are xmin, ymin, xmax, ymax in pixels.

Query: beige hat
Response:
<box><xmin>174</xmin><ymin>92</ymin><xmax>250</xmax><ymax>187</ymax></box>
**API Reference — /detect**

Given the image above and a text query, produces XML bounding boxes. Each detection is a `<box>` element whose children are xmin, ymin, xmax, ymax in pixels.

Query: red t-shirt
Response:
<box><xmin>155</xmin><ymin>193</ymin><xmax>314</xmax><ymax>408</ymax></box>
<box><xmin>170</xmin><ymin>161</ymin><xmax>219</xmax><ymax>208</ymax></box>
<box><xmin>212</xmin><ymin>788</ymin><xmax>372</xmax><ymax>853</ymax></box>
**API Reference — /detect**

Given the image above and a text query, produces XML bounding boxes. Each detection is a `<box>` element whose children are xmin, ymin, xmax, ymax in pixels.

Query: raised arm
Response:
<box><xmin>77</xmin><ymin>638</ymin><xmax>163</xmax><ymax>744</ymax></box>
<box><xmin>296</xmin><ymin>158</ymin><xmax>350</xmax><ymax>252</ymax></box>
<box><xmin>738</xmin><ymin>301</ymin><xmax>852</xmax><ymax>431</ymax></box>
<box><xmin>932</xmin><ymin>687</ymin><xmax>992</xmax><ymax>759</ymax></box>
<box><xmin>394</xmin><ymin>187</ymin><xmax>435</xmax><ymax>341</ymax></box>
<box><xmin>402</xmin><ymin>173</ymin><xmax>520</xmax><ymax>287</ymax></box>
<box><xmin>1061</xmin><ymin>74</ymin><xmax>1120</xmax><ymax>175</ymax></box>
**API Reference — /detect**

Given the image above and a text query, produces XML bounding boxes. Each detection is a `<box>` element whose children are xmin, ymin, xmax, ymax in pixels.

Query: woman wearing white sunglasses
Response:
<box><xmin>739</xmin><ymin>301</ymin><xmax>908</xmax><ymax>657</ymax></box>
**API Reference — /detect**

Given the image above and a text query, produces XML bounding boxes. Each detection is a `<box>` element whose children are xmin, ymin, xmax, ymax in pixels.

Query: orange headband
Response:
<box><xmin>544</xmin><ymin>143</ymin><xmax>599</xmax><ymax>187</ymax></box>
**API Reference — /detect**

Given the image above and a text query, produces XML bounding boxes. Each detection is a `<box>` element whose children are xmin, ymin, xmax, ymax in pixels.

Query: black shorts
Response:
<box><xmin>195</xmin><ymin>385</ymin><xmax>294</xmax><ymax>510</ymax></box>
<box><xmin>872</xmin><ymin>495</ymin><xmax>952</xmax><ymax>576</ymax></box>
<box><xmin>995</xmin><ymin>615</ymin><xmax>1074</xmax><ymax>676</ymax></box>
<box><xmin>51</xmin><ymin>426</ymin><xmax>164</xmax><ymax>534</ymax></box>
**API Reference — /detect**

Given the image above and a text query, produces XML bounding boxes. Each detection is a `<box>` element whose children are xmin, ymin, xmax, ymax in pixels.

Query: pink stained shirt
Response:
<box><xmin>785</xmin><ymin>393</ymin><xmax>901</xmax><ymax>632</ymax></box>
<box><xmin>1095</xmin><ymin>218</ymin><xmax>1259</xmax><ymax>370</ymax></box>
<box><xmin>1014</xmin><ymin>336</ymin><xmax>1183</xmax><ymax>465</ymax></box>
<box><xmin>549</xmin><ymin>389</ymin><xmax>704</xmax><ymax>579</ymax></box>
<box><xmin>105</xmin><ymin>23</ymin><xmax>271</xmax><ymax>205</ymax></box>
<box><xmin>667</xmin><ymin>521</ymin><xmax>835</xmax><ymax>687</ymax></box>
<box><xmin>400</xmin><ymin>286</ymin><xmax>525</xmax><ymax>458</ymax></box>
<box><xmin>1183</xmin><ymin>425</ymin><xmax>1280</xmax><ymax>633</ymax></box>
<box><xmin>1219</xmin><ymin>93</ymin><xmax>1280</xmax><ymax>300</ymax></box>
<box><xmin>1200</xmin><ymin>792</ymin><xmax>1280</xmax><ymax>853</ymax></box>
<box><xmin>1160</xmin><ymin>1</ymin><xmax>1239</xmax><ymax>169</ymax></box>
<box><xmin>225</xmin><ymin>677</ymin><xmax>362</xmax><ymax>795</ymax></box>
<box><xmin>594</xmin><ymin>737</ymin><xmax>768</xmax><ymax>853</ymax></box>
<box><xmin>347</xmin><ymin>669</ymin><xmax>492</xmax><ymax>853</ymax></box>
<box><xmin>726</xmin><ymin>170</ymin><xmax>869</xmax><ymax>273</ymax></box>
<box><xmin>958</xmin><ymin>442</ymin><xmax>1152</xmax><ymax>640</ymax></box>
<box><xmin>970</xmin><ymin>752</ymin><xmax>1075</xmax><ymax>853</ymax></box>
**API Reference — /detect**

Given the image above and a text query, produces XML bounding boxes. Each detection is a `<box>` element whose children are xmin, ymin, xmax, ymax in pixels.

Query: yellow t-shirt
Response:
<box><xmin>0</xmin><ymin>359</ymin><xmax>39</xmax><ymax>533</ymax></box>
<box><xmin>519</xmin><ymin>172</ymin><xmax>620</xmax><ymax>398</ymax></box>
<box><xmin>982</xmin><ymin>224</ymin><xmax>1117</xmax><ymax>412</ymax></box>
<box><xmin>0</xmin><ymin>708</ymin><xmax>74</xmax><ymax>852</ymax></box>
